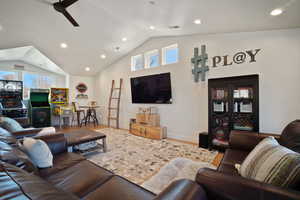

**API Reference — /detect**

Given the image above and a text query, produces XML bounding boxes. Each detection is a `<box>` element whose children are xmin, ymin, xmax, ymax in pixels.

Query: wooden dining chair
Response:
<box><xmin>71</xmin><ymin>102</ymin><xmax>85</xmax><ymax>127</ymax></box>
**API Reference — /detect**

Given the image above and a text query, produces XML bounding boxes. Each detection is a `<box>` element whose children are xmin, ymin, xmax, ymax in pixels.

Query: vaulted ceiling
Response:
<box><xmin>0</xmin><ymin>0</ymin><xmax>299</xmax><ymax>76</ymax></box>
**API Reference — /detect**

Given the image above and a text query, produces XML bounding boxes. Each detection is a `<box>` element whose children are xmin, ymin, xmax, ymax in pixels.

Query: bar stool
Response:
<box><xmin>71</xmin><ymin>102</ymin><xmax>85</xmax><ymax>127</ymax></box>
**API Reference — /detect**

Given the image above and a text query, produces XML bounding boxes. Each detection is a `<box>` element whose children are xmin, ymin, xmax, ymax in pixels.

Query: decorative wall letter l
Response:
<box><xmin>191</xmin><ymin>45</ymin><xmax>209</xmax><ymax>82</ymax></box>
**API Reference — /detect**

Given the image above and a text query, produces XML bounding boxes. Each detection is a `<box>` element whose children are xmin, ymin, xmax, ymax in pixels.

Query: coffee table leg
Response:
<box><xmin>103</xmin><ymin>138</ymin><xmax>107</xmax><ymax>152</ymax></box>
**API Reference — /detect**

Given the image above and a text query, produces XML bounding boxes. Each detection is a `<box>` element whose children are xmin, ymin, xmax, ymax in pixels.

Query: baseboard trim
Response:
<box><xmin>166</xmin><ymin>137</ymin><xmax>198</xmax><ymax>146</ymax></box>
<box><xmin>102</xmin><ymin>126</ymin><xmax>199</xmax><ymax>146</ymax></box>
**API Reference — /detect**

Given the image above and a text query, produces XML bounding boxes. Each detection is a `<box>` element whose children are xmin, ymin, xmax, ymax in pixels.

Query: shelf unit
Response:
<box><xmin>208</xmin><ymin>75</ymin><xmax>259</xmax><ymax>150</ymax></box>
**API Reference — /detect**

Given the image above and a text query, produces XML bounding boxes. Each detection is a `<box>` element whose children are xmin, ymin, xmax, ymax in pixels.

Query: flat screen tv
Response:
<box><xmin>130</xmin><ymin>73</ymin><xmax>172</xmax><ymax>104</ymax></box>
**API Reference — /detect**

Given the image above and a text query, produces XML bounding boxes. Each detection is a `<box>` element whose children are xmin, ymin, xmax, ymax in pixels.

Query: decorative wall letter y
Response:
<box><xmin>191</xmin><ymin>45</ymin><xmax>209</xmax><ymax>82</ymax></box>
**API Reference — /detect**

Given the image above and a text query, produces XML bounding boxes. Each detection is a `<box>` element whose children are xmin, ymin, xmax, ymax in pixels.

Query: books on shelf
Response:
<box><xmin>213</xmin><ymin>102</ymin><xmax>225</xmax><ymax>112</ymax></box>
<box><xmin>240</xmin><ymin>102</ymin><xmax>253</xmax><ymax>113</ymax></box>
<box><xmin>234</xmin><ymin>88</ymin><xmax>253</xmax><ymax>99</ymax></box>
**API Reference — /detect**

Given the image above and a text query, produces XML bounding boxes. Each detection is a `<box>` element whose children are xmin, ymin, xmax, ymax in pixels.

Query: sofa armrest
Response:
<box><xmin>35</xmin><ymin>134</ymin><xmax>67</xmax><ymax>155</ymax></box>
<box><xmin>13</xmin><ymin>128</ymin><xmax>44</xmax><ymax>139</ymax></box>
<box><xmin>13</xmin><ymin>127</ymin><xmax>56</xmax><ymax>139</ymax></box>
<box><xmin>196</xmin><ymin>168</ymin><xmax>300</xmax><ymax>200</ymax></box>
<box><xmin>229</xmin><ymin>130</ymin><xmax>279</xmax><ymax>151</ymax></box>
<box><xmin>154</xmin><ymin>179</ymin><xmax>207</xmax><ymax>200</ymax></box>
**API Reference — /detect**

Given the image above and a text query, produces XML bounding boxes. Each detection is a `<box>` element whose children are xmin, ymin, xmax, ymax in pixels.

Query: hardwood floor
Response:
<box><xmin>57</xmin><ymin>124</ymin><xmax>223</xmax><ymax>167</ymax></box>
<box><xmin>212</xmin><ymin>153</ymin><xmax>224</xmax><ymax>167</ymax></box>
<box><xmin>55</xmin><ymin>124</ymin><xmax>108</xmax><ymax>132</ymax></box>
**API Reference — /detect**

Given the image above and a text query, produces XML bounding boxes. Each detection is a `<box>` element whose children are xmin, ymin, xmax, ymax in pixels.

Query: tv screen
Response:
<box><xmin>130</xmin><ymin>73</ymin><xmax>172</xmax><ymax>104</ymax></box>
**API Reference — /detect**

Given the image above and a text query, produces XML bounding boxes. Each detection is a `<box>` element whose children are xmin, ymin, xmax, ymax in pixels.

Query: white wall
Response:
<box><xmin>95</xmin><ymin>28</ymin><xmax>300</xmax><ymax>142</ymax></box>
<box><xmin>69</xmin><ymin>75</ymin><xmax>96</xmax><ymax>105</ymax></box>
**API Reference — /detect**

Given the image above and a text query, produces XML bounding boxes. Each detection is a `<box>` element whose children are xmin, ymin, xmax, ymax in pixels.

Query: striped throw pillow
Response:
<box><xmin>239</xmin><ymin>136</ymin><xmax>300</xmax><ymax>188</ymax></box>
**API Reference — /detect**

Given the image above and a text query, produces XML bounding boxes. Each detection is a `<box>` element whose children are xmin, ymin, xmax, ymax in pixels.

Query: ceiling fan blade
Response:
<box><xmin>61</xmin><ymin>0</ymin><xmax>79</xmax><ymax>8</ymax></box>
<box><xmin>62</xmin><ymin>10</ymin><xmax>79</xmax><ymax>27</ymax></box>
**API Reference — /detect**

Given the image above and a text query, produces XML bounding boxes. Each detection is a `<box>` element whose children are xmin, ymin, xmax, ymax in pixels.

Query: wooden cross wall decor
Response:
<box><xmin>191</xmin><ymin>45</ymin><xmax>209</xmax><ymax>82</ymax></box>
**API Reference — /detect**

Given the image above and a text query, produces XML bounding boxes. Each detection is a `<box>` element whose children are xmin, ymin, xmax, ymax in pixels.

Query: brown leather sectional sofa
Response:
<box><xmin>1</xmin><ymin>120</ymin><xmax>300</xmax><ymax>199</ymax></box>
<box><xmin>196</xmin><ymin>120</ymin><xmax>300</xmax><ymax>200</ymax></box>
<box><xmin>0</xmin><ymin>131</ymin><xmax>206</xmax><ymax>200</ymax></box>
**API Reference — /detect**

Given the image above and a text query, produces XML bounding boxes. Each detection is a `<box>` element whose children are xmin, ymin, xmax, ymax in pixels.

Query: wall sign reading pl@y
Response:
<box><xmin>191</xmin><ymin>45</ymin><xmax>261</xmax><ymax>82</ymax></box>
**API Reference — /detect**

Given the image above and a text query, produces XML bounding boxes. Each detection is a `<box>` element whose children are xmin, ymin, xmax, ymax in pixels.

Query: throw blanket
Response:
<box><xmin>142</xmin><ymin>157</ymin><xmax>216</xmax><ymax>194</ymax></box>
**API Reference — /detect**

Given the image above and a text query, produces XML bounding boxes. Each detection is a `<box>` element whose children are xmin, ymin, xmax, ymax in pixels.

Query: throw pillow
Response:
<box><xmin>22</xmin><ymin>137</ymin><xmax>53</xmax><ymax>168</ymax></box>
<box><xmin>0</xmin><ymin>117</ymin><xmax>23</xmax><ymax>132</ymax></box>
<box><xmin>239</xmin><ymin>136</ymin><xmax>300</xmax><ymax>188</ymax></box>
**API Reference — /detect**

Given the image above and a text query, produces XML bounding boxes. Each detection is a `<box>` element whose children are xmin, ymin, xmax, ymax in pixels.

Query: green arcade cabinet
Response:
<box><xmin>29</xmin><ymin>89</ymin><xmax>51</xmax><ymax>128</ymax></box>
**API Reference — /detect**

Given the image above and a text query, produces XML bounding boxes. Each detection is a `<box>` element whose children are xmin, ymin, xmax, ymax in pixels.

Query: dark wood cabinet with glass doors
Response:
<box><xmin>208</xmin><ymin>75</ymin><xmax>259</xmax><ymax>150</ymax></box>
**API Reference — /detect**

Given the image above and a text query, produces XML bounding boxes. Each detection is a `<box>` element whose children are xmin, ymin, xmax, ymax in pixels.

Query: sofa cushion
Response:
<box><xmin>39</xmin><ymin>152</ymin><xmax>85</xmax><ymax>177</ymax></box>
<box><xmin>35</xmin><ymin>133</ymin><xmax>67</xmax><ymax>155</ymax></box>
<box><xmin>83</xmin><ymin>176</ymin><xmax>155</xmax><ymax>200</ymax></box>
<box><xmin>0</xmin><ymin>117</ymin><xmax>23</xmax><ymax>132</ymax></box>
<box><xmin>46</xmin><ymin>160</ymin><xmax>114</xmax><ymax>198</ymax></box>
<box><xmin>240</xmin><ymin>136</ymin><xmax>300</xmax><ymax>189</ymax></box>
<box><xmin>0</xmin><ymin>161</ymin><xmax>79</xmax><ymax>200</ymax></box>
<box><xmin>23</xmin><ymin>137</ymin><xmax>53</xmax><ymax>168</ymax></box>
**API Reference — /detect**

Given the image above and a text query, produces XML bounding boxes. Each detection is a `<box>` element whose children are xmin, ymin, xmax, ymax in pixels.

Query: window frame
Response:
<box><xmin>144</xmin><ymin>49</ymin><xmax>160</xmax><ymax>69</ymax></box>
<box><xmin>131</xmin><ymin>54</ymin><xmax>144</xmax><ymax>71</ymax></box>
<box><xmin>22</xmin><ymin>72</ymin><xmax>56</xmax><ymax>99</ymax></box>
<box><xmin>162</xmin><ymin>43</ymin><xmax>179</xmax><ymax>65</ymax></box>
<box><xmin>0</xmin><ymin>70</ymin><xmax>19</xmax><ymax>81</ymax></box>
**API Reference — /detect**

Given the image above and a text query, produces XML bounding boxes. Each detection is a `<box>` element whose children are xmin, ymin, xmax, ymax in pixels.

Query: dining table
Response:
<box><xmin>79</xmin><ymin>105</ymin><xmax>100</xmax><ymax>127</ymax></box>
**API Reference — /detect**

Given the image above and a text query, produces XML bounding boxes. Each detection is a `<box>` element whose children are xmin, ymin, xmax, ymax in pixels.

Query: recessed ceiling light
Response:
<box><xmin>270</xmin><ymin>8</ymin><xmax>283</xmax><ymax>16</ymax></box>
<box><xmin>60</xmin><ymin>43</ymin><xmax>68</xmax><ymax>48</ymax></box>
<box><xmin>85</xmin><ymin>67</ymin><xmax>90</xmax><ymax>71</ymax></box>
<box><xmin>122</xmin><ymin>37</ymin><xmax>128</xmax><ymax>42</ymax></box>
<box><xmin>194</xmin><ymin>19</ymin><xmax>202</xmax><ymax>25</ymax></box>
<box><xmin>149</xmin><ymin>25</ymin><xmax>155</xmax><ymax>30</ymax></box>
<box><xmin>100</xmin><ymin>54</ymin><xmax>106</xmax><ymax>59</ymax></box>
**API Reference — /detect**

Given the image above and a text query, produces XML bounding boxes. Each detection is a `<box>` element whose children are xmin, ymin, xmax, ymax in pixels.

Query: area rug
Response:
<box><xmin>142</xmin><ymin>157</ymin><xmax>216</xmax><ymax>194</ymax></box>
<box><xmin>88</xmin><ymin>128</ymin><xmax>217</xmax><ymax>185</ymax></box>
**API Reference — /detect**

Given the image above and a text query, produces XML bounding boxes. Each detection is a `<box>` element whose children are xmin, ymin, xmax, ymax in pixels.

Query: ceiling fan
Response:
<box><xmin>53</xmin><ymin>0</ymin><xmax>79</xmax><ymax>27</ymax></box>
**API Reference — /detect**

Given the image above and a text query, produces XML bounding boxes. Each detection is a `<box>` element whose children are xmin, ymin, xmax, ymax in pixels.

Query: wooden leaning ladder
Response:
<box><xmin>108</xmin><ymin>79</ymin><xmax>123</xmax><ymax>129</ymax></box>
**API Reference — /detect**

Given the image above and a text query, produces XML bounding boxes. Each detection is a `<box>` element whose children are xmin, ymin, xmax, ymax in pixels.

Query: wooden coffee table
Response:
<box><xmin>63</xmin><ymin>129</ymin><xmax>107</xmax><ymax>154</ymax></box>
